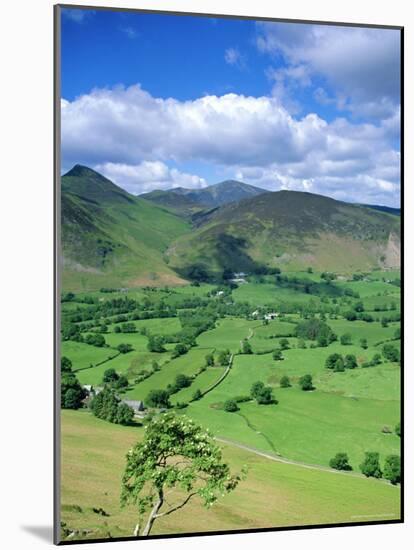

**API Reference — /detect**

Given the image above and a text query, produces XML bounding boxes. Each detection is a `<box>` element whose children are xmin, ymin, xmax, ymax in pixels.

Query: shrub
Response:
<box><xmin>344</xmin><ymin>310</ymin><xmax>357</xmax><ymax>321</ymax></box>
<box><xmin>360</xmin><ymin>338</ymin><xmax>368</xmax><ymax>349</ymax></box>
<box><xmin>299</xmin><ymin>374</ymin><xmax>314</xmax><ymax>391</ymax></box>
<box><xmin>340</xmin><ymin>333</ymin><xmax>352</xmax><ymax>345</ymax></box>
<box><xmin>272</xmin><ymin>349</ymin><xmax>283</xmax><ymax>361</ymax></box>
<box><xmin>279</xmin><ymin>338</ymin><xmax>290</xmax><ymax>350</ymax></box>
<box><xmin>205</xmin><ymin>353</ymin><xmax>215</xmax><ymax>366</ymax></box>
<box><xmin>146</xmin><ymin>389</ymin><xmax>171</xmax><ymax>408</ymax></box>
<box><xmin>103</xmin><ymin>368</ymin><xmax>119</xmax><ymax>384</ymax></box>
<box><xmin>344</xmin><ymin>354</ymin><xmax>357</xmax><ymax>369</ymax></box>
<box><xmin>256</xmin><ymin>386</ymin><xmax>275</xmax><ymax>405</ymax></box>
<box><xmin>117</xmin><ymin>343</ymin><xmax>133</xmax><ymax>354</ymax></box>
<box><xmin>171</xmin><ymin>343</ymin><xmax>188</xmax><ymax>358</ymax></box>
<box><xmin>325</xmin><ymin>353</ymin><xmax>342</xmax><ymax>369</ymax></box>
<box><xmin>250</xmin><ymin>381</ymin><xmax>275</xmax><ymax>404</ymax></box>
<box><xmin>192</xmin><ymin>389</ymin><xmax>202</xmax><ymax>401</ymax></box>
<box><xmin>280</xmin><ymin>375</ymin><xmax>291</xmax><ymax>388</ymax></box>
<box><xmin>371</xmin><ymin>353</ymin><xmax>382</xmax><ymax>366</ymax></box>
<box><xmin>175</xmin><ymin>373</ymin><xmax>192</xmax><ymax>390</ymax></box>
<box><xmin>224</xmin><ymin>399</ymin><xmax>239</xmax><ymax>412</ymax></box>
<box><xmin>147</xmin><ymin>335</ymin><xmax>166</xmax><ymax>353</ymax></box>
<box><xmin>326</xmin><ymin>353</ymin><xmax>344</xmax><ymax>372</ymax></box>
<box><xmin>384</xmin><ymin>455</ymin><xmax>401</xmax><ymax>484</ymax></box>
<box><xmin>395</xmin><ymin>422</ymin><xmax>401</xmax><ymax>437</ymax></box>
<box><xmin>241</xmin><ymin>340</ymin><xmax>253</xmax><ymax>354</ymax></box>
<box><xmin>382</xmin><ymin>344</ymin><xmax>400</xmax><ymax>363</ymax></box>
<box><xmin>329</xmin><ymin>452</ymin><xmax>352</xmax><ymax>471</ymax></box>
<box><xmin>360</xmin><ymin>452</ymin><xmax>382</xmax><ymax>478</ymax></box>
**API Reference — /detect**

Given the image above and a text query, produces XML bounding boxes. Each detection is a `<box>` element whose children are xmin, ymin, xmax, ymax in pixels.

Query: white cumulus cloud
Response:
<box><xmin>61</xmin><ymin>84</ymin><xmax>400</xmax><ymax>205</ymax></box>
<box><xmin>94</xmin><ymin>161</ymin><xmax>207</xmax><ymax>194</ymax></box>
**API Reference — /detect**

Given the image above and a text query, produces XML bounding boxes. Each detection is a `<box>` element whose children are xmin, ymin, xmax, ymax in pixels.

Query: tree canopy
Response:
<box><xmin>121</xmin><ymin>413</ymin><xmax>245</xmax><ymax>536</ymax></box>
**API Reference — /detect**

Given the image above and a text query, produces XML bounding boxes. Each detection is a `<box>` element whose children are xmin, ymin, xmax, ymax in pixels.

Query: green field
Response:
<box><xmin>60</xmin><ymin>410</ymin><xmax>400</xmax><ymax>541</ymax></box>
<box><xmin>60</xmin><ymin>270</ymin><xmax>401</xmax><ymax>542</ymax></box>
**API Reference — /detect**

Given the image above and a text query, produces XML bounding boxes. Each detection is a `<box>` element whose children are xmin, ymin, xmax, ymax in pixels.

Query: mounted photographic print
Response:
<box><xmin>54</xmin><ymin>4</ymin><xmax>403</xmax><ymax>544</ymax></box>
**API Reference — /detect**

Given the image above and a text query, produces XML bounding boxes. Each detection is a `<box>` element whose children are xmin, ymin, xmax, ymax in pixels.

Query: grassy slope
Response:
<box><xmin>168</xmin><ymin>191</ymin><xmax>400</xmax><ymax>274</ymax></box>
<box><xmin>60</xmin><ymin>410</ymin><xmax>400</xmax><ymax>542</ymax></box>
<box><xmin>61</xmin><ymin>167</ymin><xmax>191</xmax><ymax>291</ymax></box>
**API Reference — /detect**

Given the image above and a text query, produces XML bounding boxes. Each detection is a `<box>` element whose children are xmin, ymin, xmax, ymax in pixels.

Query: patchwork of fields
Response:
<box><xmin>60</xmin><ymin>270</ymin><xmax>401</xmax><ymax>540</ymax></box>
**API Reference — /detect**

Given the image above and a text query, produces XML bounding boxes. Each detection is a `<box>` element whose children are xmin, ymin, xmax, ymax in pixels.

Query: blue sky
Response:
<box><xmin>61</xmin><ymin>7</ymin><xmax>401</xmax><ymax>206</ymax></box>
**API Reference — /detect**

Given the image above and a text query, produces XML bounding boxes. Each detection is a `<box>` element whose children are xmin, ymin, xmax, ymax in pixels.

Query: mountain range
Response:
<box><xmin>60</xmin><ymin>165</ymin><xmax>400</xmax><ymax>290</ymax></box>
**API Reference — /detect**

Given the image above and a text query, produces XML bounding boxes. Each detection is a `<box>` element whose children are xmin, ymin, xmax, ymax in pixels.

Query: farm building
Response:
<box><xmin>264</xmin><ymin>312</ymin><xmax>279</xmax><ymax>321</ymax></box>
<box><xmin>122</xmin><ymin>400</ymin><xmax>145</xmax><ymax>413</ymax></box>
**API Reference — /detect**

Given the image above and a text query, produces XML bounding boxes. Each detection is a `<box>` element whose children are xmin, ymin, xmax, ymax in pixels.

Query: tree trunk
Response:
<box><xmin>133</xmin><ymin>520</ymin><xmax>141</xmax><ymax>537</ymax></box>
<box><xmin>142</xmin><ymin>490</ymin><xmax>164</xmax><ymax>536</ymax></box>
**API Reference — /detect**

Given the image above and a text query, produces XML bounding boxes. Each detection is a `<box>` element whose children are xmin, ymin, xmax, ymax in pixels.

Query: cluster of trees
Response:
<box><xmin>250</xmin><ymin>381</ymin><xmax>276</xmax><ymax>405</ymax></box>
<box><xmin>117</xmin><ymin>343</ymin><xmax>133</xmax><ymax>354</ymax></box>
<box><xmin>102</xmin><ymin>368</ymin><xmax>129</xmax><ymax>390</ymax></box>
<box><xmin>91</xmin><ymin>387</ymin><xmax>134</xmax><ymax>425</ymax></box>
<box><xmin>360</xmin><ymin>452</ymin><xmax>401</xmax><ymax>484</ymax></box>
<box><xmin>145</xmin><ymin>373</ymin><xmax>194</xmax><ymax>409</ymax></box>
<box><xmin>325</xmin><ymin>353</ymin><xmax>359</xmax><ymax>372</ymax></box>
<box><xmin>61</xmin><ymin>357</ymin><xmax>85</xmax><ymax>409</ymax></box>
<box><xmin>217</xmin><ymin>349</ymin><xmax>232</xmax><ymax>366</ymax></box>
<box><xmin>84</xmin><ymin>333</ymin><xmax>106</xmax><ymax>347</ymax></box>
<box><xmin>328</xmin><ymin>451</ymin><xmax>401</xmax><ymax>484</ymax></box>
<box><xmin>147</xmin><ymin>335</ymin><xmax>166</xmax><ymax>353</ymax></box>
<box><xmin>171</xmin><ymin>343</ymin><xmax>188</xmax><ymax>359</ymax></box>
<box><xmin>166</xmin><ymin>374</ymin><xmax>193</xmax><ymax>396</ymax></box>
<box><xmin>205</xmin><ymin>353</ymin><xmax>215</xmax><ymax>366</ymax></box>
<box><xmin>114</xmin><ymin>322</ymin><xmax>136</xmax><ymax>334</ymax></box>
<box><xmin>177</xmin><ymin>308</ymin><xmax>217</xmax><ymax>345</ymax></box>
<box><xmin>241</xmin><ymin>339</ymin><xmax>253</xmax><ymax>354</ymax></box>
<box><xmin>382</xmin><ymin>343</ymin><xmax>400</xmax><ymax>363</ymax></box>
<box><xmin>145</xmin><ymin>389</ymin><xmax>171</xmax><ymax>408</ymax></box>
<box><xmin>295</xmin><ymin>318</ymin><xmax>337</xmax><ymax>347</ymax></box>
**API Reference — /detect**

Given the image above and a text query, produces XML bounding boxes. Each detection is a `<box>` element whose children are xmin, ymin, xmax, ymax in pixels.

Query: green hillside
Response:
<box><xmin>61</xmin><ymin>167</ymin><xmax>400</xmax><ymax>289</ymax></box>
<box><xmin>61</xmin><ymin>166</ymin><xmax>191</xmax><ymax>291</ymax></box>
<box><xmin>139</xmin><ymin>189</ymin><xmax>204</xmax><ymax>219</ymax></box>
<box><xmin>168</xmin><ymin>190</ymin><xmax>401</xmax><ymax>276</ymax></box>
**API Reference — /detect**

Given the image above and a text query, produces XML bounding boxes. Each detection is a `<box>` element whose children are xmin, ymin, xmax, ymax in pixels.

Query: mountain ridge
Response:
<box><xmin>60</xmin><ymin>165</ymin><xmax>401</xmax><ymax>289</ymax></box>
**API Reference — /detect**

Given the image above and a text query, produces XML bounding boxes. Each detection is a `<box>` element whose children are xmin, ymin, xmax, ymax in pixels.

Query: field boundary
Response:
<box><xmin>199</xmin><ymin>354</ymin><xmax>234</xmax><ymax>398</ymax></box>
<box><xmin>73</xmin><ymin>350</ymin><xmax>121</xmax><ymax>373</ymax></box>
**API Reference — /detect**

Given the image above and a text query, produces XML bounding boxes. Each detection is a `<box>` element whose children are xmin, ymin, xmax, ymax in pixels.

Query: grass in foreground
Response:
<box><xmin>60</xmin><ymin>410</ymin><xmax>400</xmax><ymax>542</ymax></box>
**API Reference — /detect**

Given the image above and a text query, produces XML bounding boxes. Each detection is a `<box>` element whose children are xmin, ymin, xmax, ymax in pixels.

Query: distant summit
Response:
<box><xmin>62</xmin><ymin>164</ymin><xmax>135</xmax><ymax>204</ymax></box>
<box><xmin>142</xmin><ymin>179</ymin><xmax>266</xmax><ymax>210</ymax></box>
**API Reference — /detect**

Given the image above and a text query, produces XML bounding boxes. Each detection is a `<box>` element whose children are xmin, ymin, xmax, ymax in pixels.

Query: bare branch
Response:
<box><xmin>154</xmin><ymin>492</ymin><xmax>198</xmax><ymax>518</ymax></box>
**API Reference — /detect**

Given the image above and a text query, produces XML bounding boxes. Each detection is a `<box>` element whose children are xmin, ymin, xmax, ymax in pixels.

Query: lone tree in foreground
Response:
<box><xmin>121</xmin><ymin>413</ymin><xmax>245</xmax><ymax>536</ymax></box>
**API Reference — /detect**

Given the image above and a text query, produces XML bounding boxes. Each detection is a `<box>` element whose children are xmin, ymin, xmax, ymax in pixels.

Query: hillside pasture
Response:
<box><xmin>61</xmin><ymin>341</ymin><xmax>117</xmax><ymax>372</ymax></box>
<box><xmin>60</xmin><ymin>410</ymin><xmax>400</xmax><ymax>542</ymax></box>
<box><xmin>124</xmin><ymin>347</ymin><xmax>214</xmax><ymax>401</ymax></box>
<box><xmin>196</xmin><ymin>317</ymin><xmax>260</xmax><ymax>352</ymax></box>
